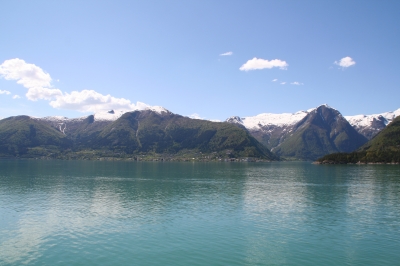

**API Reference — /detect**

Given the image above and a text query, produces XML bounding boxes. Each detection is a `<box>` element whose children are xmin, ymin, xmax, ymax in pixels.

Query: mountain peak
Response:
<box><xmin>307</xmin><ymin>104</ymin><xmax>336</xmax><ymax>113</ymax></box>
<box><xmin>226</xmin><ymin>116</ymin><xmax>243</xmax><ymax>124</ymax></box>
<box><xmin>93</xmin><ymin>106</ymin><xmax>171</xmax><ymax>121</ymax></box>
<box><xmin>145</xmin><ymin>106</ymin><xmax>171</xmax><ymax>114</ymax></box>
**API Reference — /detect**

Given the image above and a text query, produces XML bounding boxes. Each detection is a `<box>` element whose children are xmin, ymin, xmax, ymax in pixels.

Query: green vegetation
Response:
<box><xmin>273</xmin><ymin>106</ymin><xmax>367</xmax><ymax>161</ymax></box>
<box><xmin>0</xmin><ymin>111</ymin><xmax>278</xmax><ymax>161</ymax></box>
<box><xmin>316</xmin><ymin>116</ymin><xmax>400</xmax><ymax>164</ymax></box>
<box><xmin>0</xmin><ymin>116</ymin><xmax>71</xmax><ymax>157</ymax></box>
<box><xmin>87</xmin><ymin>111</ymin><xmax>277</xmax><ymax>159</ymax></box>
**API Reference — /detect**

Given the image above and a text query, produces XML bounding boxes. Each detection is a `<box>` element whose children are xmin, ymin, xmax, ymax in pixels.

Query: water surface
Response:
<box><xmin>0</xmin><ymin>160</ymin><xmax>399</xmax><ymax>265</ymax></box>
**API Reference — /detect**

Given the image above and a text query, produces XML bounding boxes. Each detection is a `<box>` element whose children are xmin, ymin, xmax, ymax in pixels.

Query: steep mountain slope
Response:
<box><xmin>316</xmin><ymin>116</ymin><xmax>400</xmax><ymax>163</ymax></box>
<box><xmin>273</xmin><ymin>105</ymin><xmax>368</xmax><ymax>160</ymax></box>
<box><xmin>0</xmin><ymin>116</ymin><xmax>71</xmax><ymax>157</ymax></box>
<box><xmin>227</xmin><ymin>105</ymin><xmax>368</xmax><ymax>160</ymax></box>
<box><xmin>360</xmin><ymin>115</ymin><xmax>400</xmax><ymax>152</ymax></box>
<box><xmin>345</xmin><ymin>108</ymin><xmax>400</xmax><ymax>139</ymax></box>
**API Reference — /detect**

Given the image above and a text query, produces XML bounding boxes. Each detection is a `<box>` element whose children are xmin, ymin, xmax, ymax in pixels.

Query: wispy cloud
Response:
<box><xmin>280</xmin><ymin>82</ymin><xmax>286</xmax><ymax>85</ymax></box>
<box><xmin>220</xmin><ymin>51</ymin><xmax>233</xmax><ymax>56</ymax></box>
<box><xmin>272</xmin><ymin>79</ymin><xmax>278</xmax><ymax>82</ymax></box>
<box><xmin>12</xmin><ymin>95</ymin><xmax>21</xmax><ymax>99</ymax></box>
<box><xmin>290</xmin><ymin>82</ymin><xmax>304</xmax><ymax>85</ymax></box>
<box><xmin>334</xmin><ymin>56</ymin><xmax>356</xmax><ymax>68</ymax></box>
<box><xmin>0</xmin><ymin>58</ymin><xmax>152</xmax><ymax>113</ymax></box>
<box><xmin>0</xmin><ymin>90</ymin><xmax>11</xmax><ymax>95</ymax></box>
<box><xmin>240</xmin><ymin>58</ymin><xmax>288</xmax><ymax>71</ymax></box>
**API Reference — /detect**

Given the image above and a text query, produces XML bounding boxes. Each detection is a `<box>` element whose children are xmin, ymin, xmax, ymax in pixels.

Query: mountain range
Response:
<box><xmin>0</xmin><ymin>107</ymin><xmax>276</xmax><ymax>161</ymax></box>
<box><xmin>0</xmin><ymin>104</ymin><xmax>398</xmax><ymax>161</ymax></box>
<box><xmin>227</xmin><ymin>105</ymin><xmax>400</xmax><ymax>160</ymax></box>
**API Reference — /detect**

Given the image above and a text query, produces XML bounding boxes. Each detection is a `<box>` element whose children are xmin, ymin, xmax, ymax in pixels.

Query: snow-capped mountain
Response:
<box><xmin>226</xmin><ymin>105</ymin><xmax>331</xmax><ymax>150</ymax></box>
<box><xmin>227</xmin><ymin>110</ymin><xmax>309</xmax><ymax>129</ymax></box>
<box><xmin>3</xmin><ymin>103</ymin><xmax>399</xmax><ymax>161</ymax></box>
<box><xmin>344</xmin><ymin>108</ymin><xmax>400</xmax><ymax>139</ymax></box>
<box><xmin>227</xmin><ymin>105</ymin><xmax>400</xmax><ymax>146</ymax></box>
<box><xmin>226</xmin><ymin>104</ymin><xmax>338</xmax><ymax>131</ymax></box>
<box><xmin>226</xmin><ymin>104</ymin><xmax>368</xmax><ymax>160</ymax></box>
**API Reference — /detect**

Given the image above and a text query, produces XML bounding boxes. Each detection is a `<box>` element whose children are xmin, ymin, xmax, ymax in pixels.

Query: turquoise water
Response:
<box><xmin>0</xmin><ymin>160</ymin><xmax>400</xmax><ymax>265</ymax></box>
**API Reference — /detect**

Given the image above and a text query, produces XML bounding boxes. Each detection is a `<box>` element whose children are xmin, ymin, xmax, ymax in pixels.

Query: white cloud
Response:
<box><xmin>272</xmin><ymin>79</ymin><xmax>278</xmax><ymax>82</ymax></box>
<box><xmin>12</xmin><ymin>95</ymin><xmax>21</xmax><ymax>99</ymax></box>
<box><xmin>49</xmin><ymin>90</ymin><xmax>143</xmax><ymax>113</ymax></box>
<box><xmin>220</xmin><ymin>51</ymin><xmax>233</xmax><ymax>56</ymax></box>
<box><xmin>239</xmin><ymin>57</ymin><xmax>288</xmax><ymax>71</ymax></box>
<box><xmin>0</xmin><ymin>90</ymin><xmax>11</xmax><ymax>95</ymax></box>
<box><xmin>0</xmin><ymin>58</ymin><xmax>62</xmax><ymax>101</ymax></box>
<box><xmin>26</xmin><ymin>87</ymin><xmax>63</xmax><ymax>101</ymax></box>
<box><xmin>0</xmin><ymin>58</ymin><xmax>152</xmax><ymax>113</ymax></box>
<box><xmin>0</xmin><ymin>58</ymin><xmax>52</xmax><ymax>90</ymax></box>
<box><xmin>290</xmin><ymin>82</ymin><xmax>303</xmax><ymax>85</ymax></box>
<box><xmin>334</xmin><ymin>56</ymin><xmax>356</xmax><ymax>68</ymax></box>
<box><xmin>280</xmin><ymin>82</ymin><xmax>286</xmax><ymax>85</ymax></box>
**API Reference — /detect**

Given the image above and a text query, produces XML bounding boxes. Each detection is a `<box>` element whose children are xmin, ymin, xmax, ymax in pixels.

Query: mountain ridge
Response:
<box><xmin>0</xmin><ymin>109</ymin><xmax>277</xmax><ymax>161</ymax></box>
<box><xmin>226</xmin><ymin>105</ymin><xmax>372</xmax><ymax>160</ymax></box>
<box><xmin>1</xmin><ymin>104</ymin><xmax>399</xmax><ymax>161</ymax></box>
<box><xmin>344</xmin><ymin>108</ymin><xmax>400</xmax><ymax>139</ymax></box>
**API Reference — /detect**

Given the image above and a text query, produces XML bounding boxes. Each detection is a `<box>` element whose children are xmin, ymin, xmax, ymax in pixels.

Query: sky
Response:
<box><xmin>1</xmin><ymin>0</ymin><xmax>400</xmax><ymax>121</ymax></box>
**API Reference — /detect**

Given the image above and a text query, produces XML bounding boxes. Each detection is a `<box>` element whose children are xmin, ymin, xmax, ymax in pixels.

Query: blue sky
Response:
<box><xmin>1</xmin><ymin>0</ymin><xmax>399</xmax><ymax>120</ymax></box>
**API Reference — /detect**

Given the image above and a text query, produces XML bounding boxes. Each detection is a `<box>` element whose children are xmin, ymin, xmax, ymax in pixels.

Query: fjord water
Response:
<box><xmin>0</xmin><ymin>161</ymin><xmax>399</xmax><ymax>265</ymax></box>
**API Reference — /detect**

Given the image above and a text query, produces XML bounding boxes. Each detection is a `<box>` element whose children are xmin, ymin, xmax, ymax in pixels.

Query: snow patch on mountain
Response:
<box><xmin>231</xmin><ymin>104</ymin><xmax>340</xmax><ymax>131</ymax></box>
<box><xmin>94</xmin><ymin>106</ymin><xmax>170</xmax><ymax>121</ymax></box>
<box><xmin>231</xmin><ymin>110</ymin><xmax>309</xmax><ymax>130</ymax></box>
<box><xmin>37</xmin><ymin>105</ymin><xmax>171</xmax><ymax>122</ymax></box>
<box><xmin>345</xmin><ymin>108</ymin><xmax>400</xmax><ymax>128</ymax></box>
<box><xmin>146</xmin><ymin>106</ymin><xmax>170</xmax><ymax>114</ymax></box>
<box><xmin>93</xmin><ymin>110</ymin><xmax>126</xmax><ymax>121</ymax></box>
<box><xmin>39</xmin><ymin>115</ymin><xmax>86</xmax><ymax>123</ymax></box>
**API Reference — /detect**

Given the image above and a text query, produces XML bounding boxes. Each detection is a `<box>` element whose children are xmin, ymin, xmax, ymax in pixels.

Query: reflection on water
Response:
<box><xmin>0</xmin><ymin>161</ymin><xmax>400</xmax><ymax>265</ymax></box>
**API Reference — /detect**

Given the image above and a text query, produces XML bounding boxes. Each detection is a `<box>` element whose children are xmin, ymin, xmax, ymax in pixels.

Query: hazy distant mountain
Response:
<box><xmin>344</xmin><ymin>109</ymin><xmax>400</xmax><ymax>139</ymax></box>
<box><xmin>227</xmin><ymin>105</ymin><xmax>368</xmax><ymax>160</ymax></box>
<box><xmin>0</xmin><ymin>107</ymin><xmax>277</xmax><ymax>160</ymax></box>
